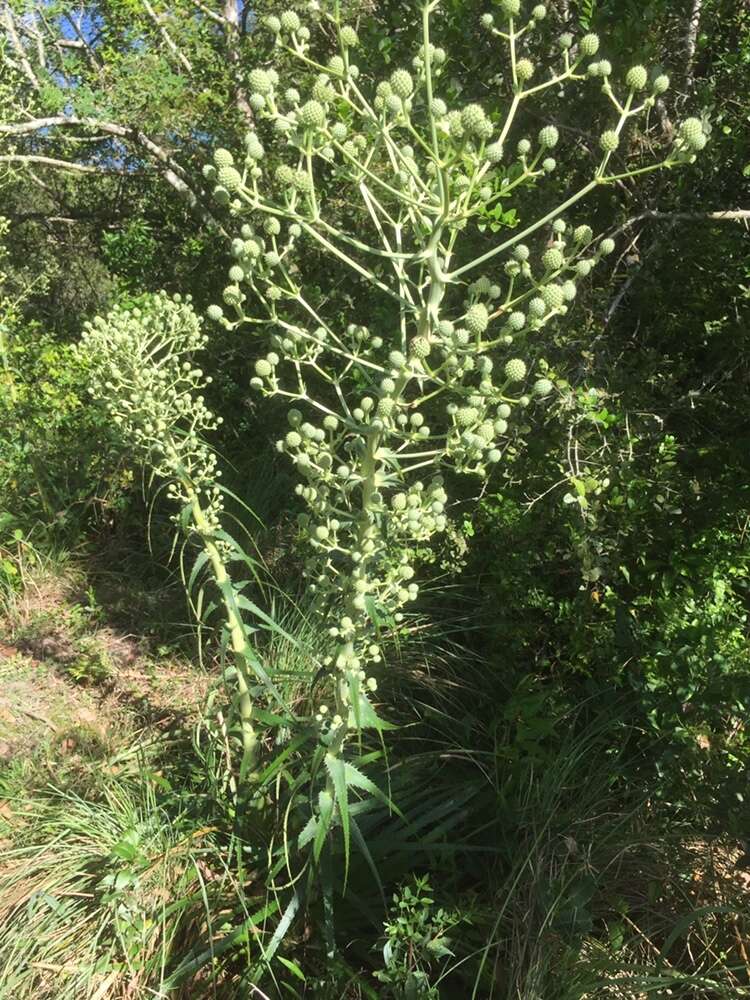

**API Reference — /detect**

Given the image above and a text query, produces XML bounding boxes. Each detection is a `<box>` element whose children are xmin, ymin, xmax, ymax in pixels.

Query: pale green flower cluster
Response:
<box><xmin>80</xmin><ymin>293</ymin><xmax>225</xmax><ymax>537</ymax></box>
<box><xmin>200</xmin><ymin>0</ymin><xmax>705</xmax><ymax>729</ymax></box>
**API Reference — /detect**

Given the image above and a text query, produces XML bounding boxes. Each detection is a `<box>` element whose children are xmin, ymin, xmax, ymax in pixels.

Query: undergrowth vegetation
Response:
<box><xmin>1</xmin><ymin>0</ymin><xmax>749</xmax><ymax>996</ymax></box>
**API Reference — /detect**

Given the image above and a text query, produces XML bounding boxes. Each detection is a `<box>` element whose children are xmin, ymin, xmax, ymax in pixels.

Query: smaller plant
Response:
<box><xmin>375</xmin><ymin>875</ymin><xmax>460</xmax><ymax>999</ymax></box>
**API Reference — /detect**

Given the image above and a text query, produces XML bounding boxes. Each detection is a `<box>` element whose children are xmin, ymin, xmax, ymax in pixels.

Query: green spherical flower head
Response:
<box><xmin>480</xmin><ymin>13</ymin><xmax>494</xmax><ymax>28</ymax></box>
<box><xmin>207</xmin><ymin>304</ymin><xmax>223</xmax><ymax>322</ymax></box>
<box><xmin>532</xmin><ymin>4</ymin><xmax>547</xmax><ymax>19</ymax></box>
<box><xmin>508</xmin><ymin>311</ymin><xmax>526</xmax><ymax>331</ymax></box>
<box><xmin>576</xmin><ymin>259</ymin><xmax>593</xmax><ymax>277</ymax></box>
<box><xmin>600</xmin><ymin>129</ymin><xmax>619</xmax><ymax>152</ymax></box>
<box><xmin>542</xmin><ymin>157</ymin><xmax>556</xmax><ymax>173</ymax></box>
<box><xmin>328</xmin><ymin>55</ymin><xmax>344</xmax><ymax>74</ymax></box>
<box><xmin>513</xmin><ymin>243</ymin><xmax>530</xmax><ymax>261</ymax></box>
<box><xmin>690</xmin><ymin>132</ymin><xmax>708</xmax><ymax>151</ymax></box>
<box><xmin>202</xmin><ymin>163</ymin><xmax>216</xmax><ymax>181</ymax></box>
<box><xmin>580</xmin><ymin>33</ymin><xmax>600</xmax><ymax>56</ymax></box>
<box><xmin>539</xmin><ymin>125</ymin><xmax>559</xmax><ymax>149</ymax></box>
<box><xmin>465</xmin><ymin>303</ymin><xmax>489</xmax><ymax>335</ymax></box>
<box><xmin>285</xmin><ymin>430</ymin><xmax>302</xmax><ymax>448</ymax></box>
<box><xmin>528</xmin><ymin>297</ymin><xmax>546</xmax><ymax>318</ymax></box>
<box><xmin>409</xmin><ymin>336</ymin><xmax>431</xmax><ymax>359</ymax></box>
<box><xmin>456</xmin><ymin>406</ymin><xmax>478</xmax><ymax>428</ymax></box>
<box><xmin>275</xmin><ymin>164</ymin><xmax>294</xmax><ymax>187</ymax></box>
<box><xmin>264</xmin><ymin>217</ymin><xmax>281</xmax><ymax>236</ymax></box>
<box><xmin>293</xmin><ymin>169</ymin><xmax>312</xmax><ymax>192</ymax></box>
<box><xmin>299</xmin><ymin>99</ymin><xmax>326</xmax><ymax>129</ymax></box>
<box><xmin>558</xmin><ymin>32</ymin><xmax>573</xmax><ymax>50</ymax></box>
<box><xmin>516</xmin><ymin>58</ymin><xmax>535</xmax><ymax>82</ymax></box>
<box><xmin>217</xmin><ymin>165</ymin><xmax>242</xmax><ymax>191</ymax></box>
<box><xmin>517</xmin><ymin>138</ymin><xmax>531</xmax><ymax>155</ymax></box>
<box><xmin>574</xmin><ymin>224</ymin><xmax>593</xmax><ymax>244</ymax></box>
<box><xmin>598</xmin><ymin>59</ymin><xmax>612</xmax><ymax>76</ymax></box>
<box><xmin>562</xmin><ymin>280</ymin><xmax>577</xmax><ymax>301</ymax></box>
<box><xmin>533</xmin><ymin>377</ymin><xmax>554</xmax><ymax>397</ymax></box>
<box><xmin>653</xmin><ymin>74</ymin><xmax>670</xmax><ymax>95</ymax></box>
<box><xmin>245</xmin><ymin>133</ymin><xmax>264</xmax><ymax>160</ymax></box>
<box><xmin>377</xmin><ymin>397</ymin><xmax>395</xmax><ymax>418</ymax></box>
<box><xmin>229</xmin><ymin>264</ymin><xmax>244</xmax><ymax>283</ymax></box>
<box><xmin>598</xmin><ymin>237</ymin><xmax>615</xmax><ymax>256</ymax></box>
<box><xmin>330</xmin><ymin>122</ymin><xmax>347</xmax><ymax>142</ymax></box>
<box><xmin>249</xmin><ymin>93</ymin><xmax>265</xmax><ymax>111</ymax></box>
<box><xmin>542</xmin><ymin>247</ymin><xmax>564</xmax><ymax>271</ymax></box>
<box><xmin>248</xmin><ymin>68</ymin><xmax>272</xmax><ymax>95</ymax></box>
<box><xmin>461</xmin><ymin>103</ymin><xmax>487</xmax><ymax>135</ymax></box>
<box><xmin>214</xmin><ymin>148</ymin><xmax>234</xmax><ymax>169</ymax></box>
<box><xmin>265</xmin><ymin>13</ymin><xmax>281</xmax><ymax>32</ymax></box>
<box><xmin>625</xmin><ymin>64</ymin><xmax>648</xmax><ymax>91</ymax></box>
<box><xmin>486</xmin><ymin>141</ymin><xmax>504</xmax><ymax>164</ymax></box>
<box><xmin>390</xmin><ymin>69</ymin><xmax>414</xmax><ymax>99</ymax></box>
<box><xmin>504</xmin><ymin>358</ymin><xmax>527</xmax><ymax>382</ymax></box>
<box><xmin>541</xmin><ymin>284</ymin><xmax>564</xmax><ymax>310</ymax></box>
<box><xmin>500</xmin><ymin>0</ymin><xmax>521</xmax><ymax>16</ymax></box>
<box><xmin>223</xmin><ymin>283</ymin><xmax>240</xmax><ymax>303</ymax></box>
<box><xmin>280</xmin><ymin>9</ymin><xmax>301</xmax><ymax>32</ymax></box>
<box><xmin>255</xmin><ymin>358</ymin><xmax>273</xmax><ymax>377</ymax></box>
<box><xmin>680</xmin><ymin>117</ymin><xmax>704</xmax><ymax>148</ymax></box>
<box><xmin>340</xmin><ymin>24</ymin><xmax>358</xmax><ymax>46</ymax></box>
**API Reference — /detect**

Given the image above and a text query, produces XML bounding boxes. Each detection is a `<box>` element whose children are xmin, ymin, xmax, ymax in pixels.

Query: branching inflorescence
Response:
<box><xmin>201</xmin><ymin>0</ymin><xmax>706</xmax><ymax>737</ymax></box>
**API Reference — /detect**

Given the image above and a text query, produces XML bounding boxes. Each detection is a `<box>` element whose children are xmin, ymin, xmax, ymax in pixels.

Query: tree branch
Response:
<box><xmin>685</xmin><ymin>0</ymin><xmax>703</xmax><ymax>87</ymax></box>
<box><xmin>142</xmin><ymin>0</ymin><xmax>194</xmax><ymax>74</ymax></box>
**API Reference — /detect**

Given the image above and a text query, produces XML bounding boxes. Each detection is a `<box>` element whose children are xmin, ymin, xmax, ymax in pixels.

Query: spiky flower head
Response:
<box><xmin>214</xmin><ymin>148</ymin><xmax>234</xmax><ymax>169</ymax></box>
<box><xmin>255</xmin><ymin>358</ymin><xmax>273</xmax><ymax>377</ymax></box>
<box><xmin>245</xmin><ymin>133</ymin><xmax>264</xmax><ymax>160</ymax></box>
<box><xmin>299</xmin><ymin>99</ymin><xmax>326</xmax><ymax>129</ymax></box>
<box><xmin>528</xmin><ymin>297</ymin><xmax>546</xmax><ymax>318</ymax></box>
<box><xmin>264</xmin><ymin>15</ymin><xmax>281</xmax><ymax>32</ymax></box>
<box><xmin>486</xmin><ymin>141</ymin><xmax>504</xmax><ymax>163</ymax></box>
<box><xmin>280</xmin><ymin>10</ymin><xmax>301</xmax><ymax>32</ymax></box>
<box><xmin>480</xmin><ymin>12</ymin><xmax>494</xmax><ymax>28</ymax></box>
<box><xmin>390</xmin><ymin>69</ymin><xmax>414</xmax><ymax>99</ymax></box>
<box><xmin>542</xmin><ymin>157</ymin><xmax>556</xmax><ymax>173</ymax></box>
<box><xmin>542</xmin><ymin>247</ymin><xmax>564</xmax><ymax>271</ymax></box>
<box><xmin>533</xmin><ymin>378</ymin><xmax>554</xmax><ymax>397</ymax></box>
<box><xmin>574</xmin><ymin>224</ymin><xmax>593</xmax><ymax>244</ymax></box>
<box><xmin>465</xmin><ymin>303</ymin><xmax>489</xmax><ymax>335</ymax></box>
<box><xmin>539</xmin><ymin>125</ymin><xmax>559</xmax><ymax>149</ymax></box>
<box><xmin>516</xmin><ymin>58</ymin><xmax>535</xmax><ymax>82</ymax></box>
<box><xmin>653</xmin><ymin>74</ymin><xmax>670</xmax><ymax>94</ymax></box>
<box><xmin>218</xmin><ymin>165</ymin><xmax>242</xmax><ymax>191</ymax></box>
<box><xmin>409</xmin><ymin>336</ymin><xmax>431</xmax><ymax>359</ymax></box>
<box><xmin>517</xmin><ymin>138</ymin><xmax>531</xmax><ymax>156</ymax></box>
<box><xmin>461</xmin><ymin>103</ymin><xmax>488</xmax><ymax>136</ymax></box>
<box><xmin>248</xmin><ymin>68</ymin><xmax>273</xmax><ymax>95</ymax></box>
<box><xmin>541</xmin><ymin>284</ymin><xmax>564</xmax><ymax>310</ymax></box>
<box><xmin>558</xmin><ymin>32</ymin><xmax>573</xmax><ymax>50</ymax></box>
<box><xmin>207</xmin><ymin>304</ymin><xmax>223</xmax><ymax>322</ymax></box>
<box><xmin>499</xmin><ymin>0</ymin><xmax>521</xmax><ymax>15</ymax></box>
<box><xmin>504</xmin><ymin>358</ymin><xmax>527</xmax><ymax>382</ymax></box>
<box><xmin>625</xmin><ymin>65</ymin><xmax>648</xmax><ymax>91</ymax></box>
<box><xmin>598</xmin><ymin>237</ymin><xmax>616</xmax><ymax>256</ymax></box>
<box><xmin>600</xmin><ymin>130</ymin><xmax>619</xmax><ymax>152</ymax></box>
<box><xmin>508</xmin><ymin>311</ymin><xmax>526</xmax><ymax>331</ymax></box>
<box><xmin>680</xmin><ymin>117</ymin><xmax>705</xmax><ymax>149</ymax></box>
<box><xmin>580</xmin><ymin>33</ymin><xmax>600</xmax><ymax>56</ymax></box>
<box><xmin>340</xmin><ymin>24</ymin><xmax>358</xmax><ymax>46</ymax></box>
<box><xmin>532</xmin><ymin>4</ymin><xmax>547</xmax><ymax>19</ymax></box>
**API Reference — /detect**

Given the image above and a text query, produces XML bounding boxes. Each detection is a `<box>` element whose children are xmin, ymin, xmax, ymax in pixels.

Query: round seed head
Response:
<box><xmin>207</xmin><ymin>304</ymin><xmax>223</xmax><ymax>321</ymax></box>
<box><xmin>340</xmin><ymin>24</ymin><xmax>358</xmax><ymax>46</ymax></box>
<box><xmin>265</xmin><ymin>14</ymin><xmax>281</xmax><ymax>32</ymax></box>
<box><xmin>680</xmin><ymin>117</ymin><xmax>704</xmax><ymax>148</ymax></box>
<box><xmin>532</xmin><ymin>4</ymin><xmax>547</xmax><ymax>19</ymax></box>
<box><xmin>558</xmin><ymin>32</ymin><xmax>574</xmax><ymax>49</ymax></box>
<box><xmin>280</xmin><ymin>10</ymin><xmax>301</xmax><ymax>32</ymax></box>
<box><xmin>600</xmin><ymin>129</ymin><xmax>619</xmax><ymax>152</ymax></box>
<box><xmin>390</xmin><ymin>69</ymin><xmax>414</xmax><ymax>98</ymax></box>
<box><xmin>539</xmin><ymin>125</ymin><xmax>559</xmax><ymax>149</ymax></box>
<box><xmin>541</xmin><ymin>284</ymin><xmax>564</xmax><ymax>310</ymax></box>
<box><xmin>598</xmin><ymin>237</ymin><xmax>616</xmax><ymax>256</ymax></box>
<box><xmin>461</xmin><ymin>103</ymin><xmax>488</xmax><ymax>136</ymax></box>
<box><xmin>542</xmin><ymin>247</ymin><xmax>564</xmax><ymax>271</ymax></box>
<box><xmin>214</xmin><ymin>148</ymin><xmax>234</xmax><ymax>168</ymax></box>
<box><xmin>508</xmin><ymin>311</ymin><xmax>526</xmax><ymax>331</ymax></box>
<box><xmin>533</xmin><ymin>377</ymin><xmax>554</xmax><ymax>397</ymax></box>
<box><xmin>517</xmin><ymin>138</ymin><xmax>531</xmax><ymax>155</ymax></box>
<box><xmin>542</xmin><ymin>157</ymin><xmax>556</xmax><ymax>173</ymax></box>
<box><xmin>465</xmin><ymin>303</ymin><xmax>489</xmax><ymax>335</ymax></box>
<box><xmin>504</xmin><ymin>358</ymin><xmax>527</xmax><ymax>382</ymax></box>
<box><xmin>626</xmin><ymin>64</ymin><xmax>648</xmax><ymax>91</ymax></box>
<box><xmin>409</xmin><ymin>336</ymin><xmax>431</xmax><ymax>359</ymax></box>
<box><xmin>500</xmin><ymin>0</ymin><xmax>521</xmax><ymax>15</ymax></box>
<box><xmin>217</xmin><ymin>165</ymin><xmax>242</xmax><ymax>191</ymax></box>
<box><xmin>248</xmin><ymin>68</ymin><xmax>272</xmax><ymax>95</ymax></box>
<box><xmin>516</xmin><ymin>58</ymin><xmax>535</xmax><ymax>82</ymax></box>
<box><xmin>255</xmin><ymin>358</ymin><xmax>273</xmax><ymax>377</ymax></box>
<box><xmin>574</xmin><ymin>224</ymin><xmax>593</xmax><ymax>244</ymax></box>
<box><xmin>580</xmin><ymin>33</ymin><xmax>600</xmax><ymax>56</ymax></box>
<box><xmin>299</xmin><ymin>99</ymin><xmax>326</xmax><ymax>129</ymax></box>
<box><xmin>653</xmin><ymin>74</ymin><xmax>670</xmax><ymax>94</ymax></box>
<box><xmin>529</xmin><ymin>297</ymin><xmax>547</xmax><ymax>318</ymax></box>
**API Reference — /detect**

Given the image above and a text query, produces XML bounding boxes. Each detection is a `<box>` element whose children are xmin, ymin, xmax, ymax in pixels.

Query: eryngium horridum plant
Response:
<box><xmin>84</xmin><ymin>0</ymin><xmax>706</xmax><ymax>904</ymax></box>
<box><xmin>203</xmin><ymin>4</ymin><xmax>704</xmax><ymax>728</ymax></box>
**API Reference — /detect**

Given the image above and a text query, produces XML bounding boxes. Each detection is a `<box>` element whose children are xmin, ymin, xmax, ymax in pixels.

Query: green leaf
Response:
<box><xmin>324</xmin><ymin>753</ymin><xmax>350</xmax><ymax>887</ymax></box>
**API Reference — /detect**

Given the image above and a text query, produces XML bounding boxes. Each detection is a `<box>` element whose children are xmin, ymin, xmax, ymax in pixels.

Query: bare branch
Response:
<box><xmin>685</xmin><ymin>0</ymin><xmax>703</xmax><ymax>87</ymax></box>
<box><xmin>0</xmin><ymin>154</ymin><xmax>132</xmax><ymax>174</ymax></box>
<box><xmin>142</xmin><ymin>0</ymin><xmax>194</xmax><ymax>74</ymax></box>
<box><xmin>1</xmin><ymin>7</ymin><xmax>41</xmax><ymax>90</ymax></box>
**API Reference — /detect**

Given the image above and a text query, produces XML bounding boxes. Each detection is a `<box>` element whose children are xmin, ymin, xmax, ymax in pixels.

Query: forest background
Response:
<box><xmin>1</xmin><ymin>0</ymin><xmax>750</xmax><ymax>997</ymax></box>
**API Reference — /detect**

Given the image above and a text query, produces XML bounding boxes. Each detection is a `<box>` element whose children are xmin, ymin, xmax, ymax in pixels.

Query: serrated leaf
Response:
<box><xmin>324</xmin><ymin>754</ymin><xmax>350</xmax><ymax>887</ymax></box>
